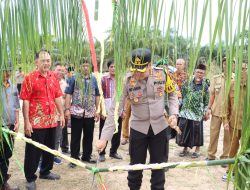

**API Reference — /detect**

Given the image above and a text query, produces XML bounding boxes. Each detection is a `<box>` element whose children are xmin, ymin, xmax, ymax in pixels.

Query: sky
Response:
<box><xmin>84</xmin><ymin>0</ymin><xmax>247</xmax><ymax>46</ymax></box>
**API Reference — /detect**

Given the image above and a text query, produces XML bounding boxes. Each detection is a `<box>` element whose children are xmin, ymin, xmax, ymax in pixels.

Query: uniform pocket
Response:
<box><xmin>214</xmin><ymin>84</ymin><xmax>221</xmax><ymax>93</ymax></box>
<box><xmin>153</xmin><ymin>82</ymin><xmax>165</xmax><ymax>99</ymax></box>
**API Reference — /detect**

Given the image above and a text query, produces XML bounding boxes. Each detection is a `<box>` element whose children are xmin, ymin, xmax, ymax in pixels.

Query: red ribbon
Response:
<box><xmin>81</xmin><ymin>0</ymin><xmax>98</xmax><ymax>72</ymax></box>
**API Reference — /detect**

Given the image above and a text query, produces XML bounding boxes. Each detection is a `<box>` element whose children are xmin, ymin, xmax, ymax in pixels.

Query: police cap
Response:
<box><xmin>130</xmin><ymin>48</ymin><xmax>151</xmax><ymax>73</ymax></box>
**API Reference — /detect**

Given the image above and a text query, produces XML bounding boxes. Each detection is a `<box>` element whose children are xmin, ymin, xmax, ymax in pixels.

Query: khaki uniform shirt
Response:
<box><xmin>101</xmin><ymin>67</ymin><xmax>179</xmax><ymax>140</ymax></box>
<box><xmin>227</xmin><ymin>81</ymin><xmax>247</xmax><ymax>130</ymax></box>
<box><xmin>210</xmin><ymin>73</ymin><xmax>227</xmax><ymax>117</ymax></box>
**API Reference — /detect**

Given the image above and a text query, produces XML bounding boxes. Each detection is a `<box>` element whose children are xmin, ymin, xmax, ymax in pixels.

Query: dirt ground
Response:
<box><xmin>7</xmin><ymin>111</ymin><xmax>234</xmax><ymax>190</ymax></box>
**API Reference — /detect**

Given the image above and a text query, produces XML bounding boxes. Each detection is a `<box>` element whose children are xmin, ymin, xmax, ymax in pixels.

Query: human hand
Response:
<box><xmin>60</xmin><ymin>115</ymin><xmax>65</xmax><ymax>128</ymax></box>
<box><xmin>203</xmin><ymin>110</ymin><xmax>211</xmax><ymax>121</ymax></box>
<box><xmin>168</xmin><ymin>115</ymin><xmax>177</xmax><ymax>128</ymax></box>
<box><xmin>95</xmin><ymin>112</ymin><xmax>100</xmax><ymax>122</ymax></box>
<box><xmin>96</xmin><ymin>139</ymin><xmax>107</xmax><ymax>152</ymax></box>
<box><xmin>24</xmin><ymin>121</ymin><xmax>33</xmax><ymax>137</ymax></box>
<box><xmin>100</xmin><ymin>114</ymin><xmax>106</xmax><ymax>120</ymax></box>
<box><xmin>14</xmin><ymin>121</ymin><xmax>19</xmax><ymax>132</ymax></box>
<box><xmin>121</xmin><ymin>111</ymin><xmax>126</xmax><ymax>120</ymax></box>
<box><xmin>65</xmin><ymin>110</ymin><xmax>71</xmax><ymax>120</ymax></box>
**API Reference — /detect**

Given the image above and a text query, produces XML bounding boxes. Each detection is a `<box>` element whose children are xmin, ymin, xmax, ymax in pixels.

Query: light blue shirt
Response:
<box><xmin>1</xmin><ymin>81</ymin><xmax>20</xmax><ymax>126</ymax></box>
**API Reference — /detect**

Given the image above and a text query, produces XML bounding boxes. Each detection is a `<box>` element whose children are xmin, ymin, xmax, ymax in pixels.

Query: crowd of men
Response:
<box><xmin>0</xmin><ymin>48</ymin><xmax>248</xmax><ymax>190</ymax></box>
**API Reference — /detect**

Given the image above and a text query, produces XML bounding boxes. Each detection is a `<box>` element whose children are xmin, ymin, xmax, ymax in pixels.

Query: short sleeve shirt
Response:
<box><xmin>65</xmin><ymin>73</ymin><xmax>100</xmax><ymax>118</ymax></box>
<box><xmin>20</xmin><ymin>70</ymin><xmax>62</xmax><ymax>129</ymax></box>
<box><xmin>1</xmin><ymin>82</ymin><xmax>20</xmax><ymax>126</ymax></box>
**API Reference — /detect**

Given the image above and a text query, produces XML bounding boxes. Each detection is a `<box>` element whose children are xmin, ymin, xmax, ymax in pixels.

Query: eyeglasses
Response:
<box><xmin>195</xmin><ymin>70</ymin><xmax>205</xmax><ymax>75</ymax></box>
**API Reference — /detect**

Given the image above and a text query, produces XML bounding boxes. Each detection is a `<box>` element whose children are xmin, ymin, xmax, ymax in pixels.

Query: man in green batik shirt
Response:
<box><xmin>176</xmin><ymin>63</ymin><xmax>210</xmax><ymax>158</ymax></box>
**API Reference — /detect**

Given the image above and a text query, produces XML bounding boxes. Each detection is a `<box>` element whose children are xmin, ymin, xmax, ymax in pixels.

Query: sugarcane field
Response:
<box><xmin>0</xmin><ymin>0</ymin><xmax>249</xmax><ymax>190</ymax></box>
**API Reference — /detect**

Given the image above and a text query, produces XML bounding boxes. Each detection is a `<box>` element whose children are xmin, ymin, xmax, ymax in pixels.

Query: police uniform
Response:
<box><xmin>121</xmin><ymin>100</ymin><xmax>131</xmax><ymax>142</ymax></box>
<box><xmin>119</xmin><ymin>49</ymin><xmax>178</xmax><ymax>189</ymax></box>
<box><xmin>207</xmin><ymin>73</ymin><xmax>231</xmax><ymax>160</ymax></box>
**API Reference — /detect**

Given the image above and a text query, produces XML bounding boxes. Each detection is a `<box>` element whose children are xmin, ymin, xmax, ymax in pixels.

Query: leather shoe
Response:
<box><xmin>39</xmin><ymin>172</ymin><xmax>60</xmax><ymax>180</ymax></box>
<box><xmin>205</xmin><ymin>157</ymin><xmax>215</xmax><ymax>161</ymax></box>
<box><xmin>98</xmin><ymin>155</ymin><xmax>105</xmax><ymax>162</ymax></box>
<box><xmin>82</xmin><ymin>158</ymin><xmax>97</xmax><ymax>164</ymax></box>
<box><xmin>68</xmin><ymin>163</ymin><xmax>77</xmax><ymax>168</ymax></box>
<box><xmin>121</xmin><ymin>139</ymin><xmax>128</xmax><ymax>145</ymax></box>
<box><xmin>110</xmin><ymin>153</ymin><xmax>122</xmax><ymax>160</ymax></box>
<box><xmin>62</xmin><ymin>150</ymin><xmax>70</xmax><ymax>154</ymax></box>
<box><xmin>25</xmin><ymin>181</ymin><xmax>36</xmax><ymax>190</ymax></box>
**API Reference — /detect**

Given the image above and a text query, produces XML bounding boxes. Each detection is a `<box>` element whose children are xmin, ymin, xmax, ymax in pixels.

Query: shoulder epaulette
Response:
<box><xmin>152</xmin><ymin>66</ymin><xmax>163</xmax><ymax>70</ymax></box>
<box><xmin>213</xmin><ymin>73</ymin><xmax>222</xmax><ymax>78</ymax></box>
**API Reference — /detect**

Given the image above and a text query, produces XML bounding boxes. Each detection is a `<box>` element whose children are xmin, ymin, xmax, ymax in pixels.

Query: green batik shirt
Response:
<box><xmin>179</xmin><ymin>78</ymin><xmax>209</xmax><ymax>121</ymax></box>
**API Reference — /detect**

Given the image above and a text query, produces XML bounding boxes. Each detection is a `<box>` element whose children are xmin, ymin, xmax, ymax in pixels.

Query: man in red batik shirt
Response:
<box><xmin>20</xmin><ymin>49</ymin><xmax>65</xmax><ymax>190</ymax></box>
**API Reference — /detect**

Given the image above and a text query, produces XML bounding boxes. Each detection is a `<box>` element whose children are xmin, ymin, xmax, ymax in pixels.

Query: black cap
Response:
<box><xmin>130</xmin><ymin>48</ymin><xmax>151</xmax><ymax>72</ymax></box>
<box><xmin>196</xmin><ymin>63</ymin><xmax>206</xmax><ymax>70</ymax></box>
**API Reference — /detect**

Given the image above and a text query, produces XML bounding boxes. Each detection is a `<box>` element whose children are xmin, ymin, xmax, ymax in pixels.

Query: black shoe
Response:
<box><xmin>81</xmin><ymin>158</ymin><xmax>97</xmax><ymax>164</ymax></box>
<box><xmin>68</xmin><ymin>163</ymin><xmax>77</xmax><ymax>168</ymax></box>
<box><xmin>98</xmin><ymin>155</ymin><xmax>106</xmax><ymax>162</ymax></box>
<box><xmin>205</xmin><ymin>157</ymin><xmax>215</xmax><ymax>161</ymax></box>
<box><xmin>39</xmin><ymin>172</ymin><xmax>60</xmax><ymax>180</ymax></box>
<box><xmin>110</xmin><ymin>153</ymin><xmax>122</xmax><ymax>160</ymax></box>
<box><xmin>62</xmin><ymin>149</ymin><xmax>70</xmax><ymax>154</ymax></box>
<box><xmin>221</xmin><ymin>164</ymin><xmax>228</xmax><ymax>168</ymax></box>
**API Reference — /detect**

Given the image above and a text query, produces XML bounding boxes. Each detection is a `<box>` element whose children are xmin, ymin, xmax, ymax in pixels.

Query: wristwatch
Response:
<box><xmin>65</xmin><ymin>108</ymin><xmax>70</xmax><ymax>111</ymax></box>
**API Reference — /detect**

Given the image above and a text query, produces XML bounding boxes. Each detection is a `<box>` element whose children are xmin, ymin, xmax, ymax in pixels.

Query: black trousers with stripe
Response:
<box><xmin>128</xmin><ymin>127</ymin><xmax>167</xmax><ymax>190</ymax></box>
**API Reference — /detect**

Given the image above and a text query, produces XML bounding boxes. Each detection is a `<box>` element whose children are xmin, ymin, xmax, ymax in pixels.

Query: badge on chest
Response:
<box><xmin>128</xmin><ymin>78</ymin><xmax>143</xmax><ymax>103</ymax></box>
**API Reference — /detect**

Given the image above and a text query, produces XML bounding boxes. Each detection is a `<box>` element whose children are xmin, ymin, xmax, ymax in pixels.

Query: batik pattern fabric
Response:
<box><xmin>65</xmin><ymin>73</ymin><xmax>100</xmax><ymax>118</ymax></box>
<box><xmin>20</xmin><ymin>70</ymin><xmax>62</xmax><ymax>128</ymax></box>
<box><xmin>179</xmin><ymin>78</ymin><xmax>209</xmax><ymax>122</ymax></box>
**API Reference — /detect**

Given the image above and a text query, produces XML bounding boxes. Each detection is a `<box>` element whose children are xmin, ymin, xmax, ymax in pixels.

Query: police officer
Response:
<box><xmin>96</xmin><ymin>48</ymin><xmax>179</xmax><ymax>190</ymax></box>
<box><xmin>206</xmin><ymin>57</ymin><xmax>234</xmax><ymax>162</ymax></box>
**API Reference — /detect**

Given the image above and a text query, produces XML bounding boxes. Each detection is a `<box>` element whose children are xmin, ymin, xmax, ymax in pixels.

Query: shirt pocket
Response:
<box><xmin>153</xmin><ymin>81</ymin><xmax>165</xmax><ymax>99</ymax></box>
<box><xmin>214</xmin><ymin>83</ymin><xmax>222</xmax><ymax>93</ymax></box>
<box><xmin>128</xmin><ymin>86</ymin><xmax>144</xmax><ymax>103</ymax></box>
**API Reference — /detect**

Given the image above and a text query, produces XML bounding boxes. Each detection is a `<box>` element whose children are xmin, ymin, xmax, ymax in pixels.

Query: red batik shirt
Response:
<box><xmin>20</xmin><ymin>70</ymin><xmax>62</xmax><ymax>129</ymax></box>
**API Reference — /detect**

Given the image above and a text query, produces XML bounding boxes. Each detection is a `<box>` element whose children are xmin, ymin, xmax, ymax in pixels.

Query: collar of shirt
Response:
<box><xmin>75</xmin><ymin>72</ymin><xmax>91</xmax><ymax>80</ymax></box>
<box><xmin>192</xmin><ymin>77</ymin><xmax>204</xmax><ymax>86</ymax></box>
<box><xmin>106</xmin><ymin>73</ymin><xmax>115</xmax><ymax>79</ymax></box>
<box><xmin>34</xmin><ymin>70</ymin><xmax>53</xmax><ymax>78</ymax></box>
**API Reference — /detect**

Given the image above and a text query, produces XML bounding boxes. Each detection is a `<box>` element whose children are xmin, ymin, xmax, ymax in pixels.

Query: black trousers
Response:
<box><xmin>70</xmin><ymin>117</ymin><xmax>95</xmax><ymax>160</ymax></box>
<box><xmin>0</xmin><ymin>125</ymin><xmax>14</xmax><ymax>186</ymax></box>
<box><xmin>24</xmin><ymin>127</ymin><xmax>56</xmax><ymax>182</ymax></box>
<box><xmin>128</xmin><ymin>127</ymin><xmax>167</xmax><ymax>190</ymax></box>
<box><xmin>17</xmin><ymin>83</ymin><xmax>22</xmax><ymax>95</ymax></box>
<box><xmin>60</xmin><ymin>119</ymin><xmax>69</xmax><ymax>151</ymax></box>
<box><xmin>99</xmin><ymin>117</ymin><xmax>122</xmax><ymax>155</ymax></box>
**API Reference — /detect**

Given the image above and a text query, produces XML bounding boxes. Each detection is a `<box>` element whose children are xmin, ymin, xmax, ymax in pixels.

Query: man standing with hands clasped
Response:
<box><xmin>65</xmin><ymin>58</ymin><xmax>100</xmax><ymax>167</ymax></box>
<box><xmin>20</xmin><ymin>49</ymin><xmax>65</xmax><ymax>190</ymax></box>
<box><xmin>97</xmin><ymin>48</ymin><xmax>179</xmax><ymax>190</ymax></box>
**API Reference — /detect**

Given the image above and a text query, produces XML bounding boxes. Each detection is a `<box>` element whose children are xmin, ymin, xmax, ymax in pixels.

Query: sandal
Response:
<box><xmin>179</xmin><ymin>150</ymin><xmax>188</xmax><ymax>157</ymax></box>
<box><xmin>191</xmin><ymin>152</ymin><xmax>200</xmax><ymax>158</ymax></box>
